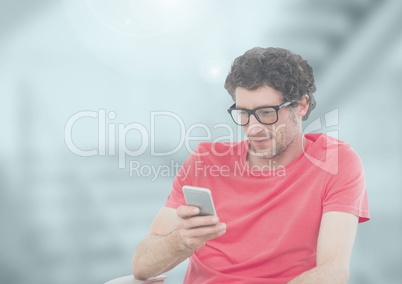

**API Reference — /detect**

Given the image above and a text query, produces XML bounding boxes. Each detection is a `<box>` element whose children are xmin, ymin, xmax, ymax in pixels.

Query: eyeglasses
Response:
<box><xmin>227</xmin><ymin>101</ymin><xmax>293</xmax><ymax>126</ymax></box>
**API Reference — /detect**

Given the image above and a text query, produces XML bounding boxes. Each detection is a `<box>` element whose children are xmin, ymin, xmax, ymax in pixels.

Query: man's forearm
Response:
<box><xmin>132</xmin><ymin>229</ymin><xmax>192</xmax><ymax>279</ymax></box>
<box><xmin>287</xmin><ymin>263</ymin><xmax>349</xmax><ymax>284</ymax></box>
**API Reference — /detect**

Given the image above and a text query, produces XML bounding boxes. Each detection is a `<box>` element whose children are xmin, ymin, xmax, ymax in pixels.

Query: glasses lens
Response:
<box><xmin>255</xmin><ymin>107</ymin><xmax>277</xmax><ymax>124</ymax></box>
<box><xmin>230</xmin><ymin>109</ymin><xmax>249</xmax><ymax>125</ymax></box>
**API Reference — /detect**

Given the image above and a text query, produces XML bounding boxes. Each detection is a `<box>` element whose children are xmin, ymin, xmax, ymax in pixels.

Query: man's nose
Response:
<box><xmin>248</xmin><ymin>113</ymin><xmax>261</xmax><ymax>126</ymax></box>
<box><xmin>247</xmin><ymin>114</ymin><xmax>264</xmax><ymax>135</ymax></box>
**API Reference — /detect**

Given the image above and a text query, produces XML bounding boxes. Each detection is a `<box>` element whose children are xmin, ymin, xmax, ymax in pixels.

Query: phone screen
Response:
<box><xmin>182</xmin><ymin>186</ymin><xmax>217</xmax><ymax>216</ymax></box>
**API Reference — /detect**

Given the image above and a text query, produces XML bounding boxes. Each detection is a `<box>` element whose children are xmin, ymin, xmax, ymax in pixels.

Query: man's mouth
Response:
<box><xmin>248</xmin><ymin>136</ymin><xmax>272</xmax><ymax>142</ymax></box>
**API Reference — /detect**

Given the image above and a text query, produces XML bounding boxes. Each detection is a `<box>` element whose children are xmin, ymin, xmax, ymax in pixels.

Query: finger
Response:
<box><xmin>201</xmin><ymin>226</ymin><xmax>227</xmax><ymax>241</ymax></box>
<box><xmin>183</xmin><ymin>215</ymin><xmax>219</xmax><ymax>229</ymax></box>
<box><xmin>177</xmin><ymin>205</ymin><xmax>200</xmax><ymax>219</ymax></box>
<box><xmin>183</xmin><ymin>226</ymin><xmax>227</xmax><ymax>250</ymax></box>
<box><xmin>179</xmin><ymin>224</ymin><xmax>227</xmax><ymax>251</ymax></box>
<box><xmin>184</xmin><ymin>223</ymin><xmax>226</xmax><ymax>238</ymax></box>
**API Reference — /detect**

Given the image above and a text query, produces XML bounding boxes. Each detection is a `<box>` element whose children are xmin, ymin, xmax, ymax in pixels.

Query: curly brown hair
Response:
<box><xmin>224</xmin><ymin>47</ymin><xmax>316</xmax><ymax>120</ymax></box>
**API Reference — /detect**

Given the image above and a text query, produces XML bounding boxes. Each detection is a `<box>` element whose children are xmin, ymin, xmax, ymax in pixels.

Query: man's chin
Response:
<box><xmin>248</xmin><ymin>145</ymin><xmax>273</xmax><ymax>159</ymax></box>
<box><xmin>249</xmin><ymin>137</ymin><xmax>272</xmax><ymax>148</ymax></box>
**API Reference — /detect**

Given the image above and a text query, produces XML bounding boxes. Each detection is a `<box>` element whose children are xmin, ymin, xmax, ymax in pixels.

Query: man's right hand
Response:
<box><xmin>176</xmin><ymin>205</ymin><xmax>227</xmax><ymax>252</ymax></box>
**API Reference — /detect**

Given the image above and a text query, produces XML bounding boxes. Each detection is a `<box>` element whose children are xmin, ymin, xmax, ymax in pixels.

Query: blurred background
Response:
<box><xmin>1</xmin><ymin>0</ymin><xmax>401</xmax><ymax>283</ymax></box>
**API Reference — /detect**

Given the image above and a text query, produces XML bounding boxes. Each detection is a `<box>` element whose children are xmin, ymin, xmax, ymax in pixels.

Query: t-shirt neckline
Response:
<box><xmin>239</xmin><ymin>137</ymin><xmax>313</xmax><ymax>178</ymax></box>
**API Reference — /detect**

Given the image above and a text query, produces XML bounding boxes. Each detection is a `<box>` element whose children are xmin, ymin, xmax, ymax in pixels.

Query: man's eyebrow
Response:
<box><xmin>235</xmin><ymin>105</ymin><xmax>246</xmax><ymax>108</ymax></box>
<box><xmin>235</xmin><ymin>105</ymin><xmax>273</xmax><ymax>109</ymax></box>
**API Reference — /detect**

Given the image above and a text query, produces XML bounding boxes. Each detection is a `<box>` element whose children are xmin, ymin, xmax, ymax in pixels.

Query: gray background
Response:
<box><xmin>1</xmin><ymin>0</ymin><xmax>401</xmax><ymax>283</ymax></box>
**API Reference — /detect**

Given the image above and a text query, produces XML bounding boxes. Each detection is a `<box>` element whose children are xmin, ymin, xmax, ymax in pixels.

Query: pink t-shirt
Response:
<box><xmin>165</xmin><ymin>133</ymin><xmax>370</xmax><ymax>283</ymax></box>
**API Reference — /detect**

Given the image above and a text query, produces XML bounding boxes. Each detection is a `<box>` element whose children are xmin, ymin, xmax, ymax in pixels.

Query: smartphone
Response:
<box><xmin>139</xmin><ymin>274</ymin><xmax>167</xmax><ymax>283</ymax></box>
<box><xmin>182</xmin><ymin>185</ymin><xmax>217</xmax><ymax>216</ymax></box>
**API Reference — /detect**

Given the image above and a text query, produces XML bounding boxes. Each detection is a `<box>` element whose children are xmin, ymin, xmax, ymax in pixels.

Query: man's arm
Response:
<box><xmin>288</xmin><ymin>212</ymin><xmax>358</xmax><ymax>284</ymax></box>
<box><xmin>132</xmin><ymin>206</ymin><xmax>226</xmax><ymax>280</ymax></box>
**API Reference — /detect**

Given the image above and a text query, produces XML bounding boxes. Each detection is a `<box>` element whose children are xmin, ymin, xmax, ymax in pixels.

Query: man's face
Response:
<box><xmin>235</xmin><ymin>85</ymin><xmax>301</xmax><ymax>160</ymax></box>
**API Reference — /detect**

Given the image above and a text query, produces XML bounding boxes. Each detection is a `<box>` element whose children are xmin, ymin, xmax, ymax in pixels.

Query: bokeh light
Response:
<box><xmin>87</xmin><ymin>0</ymin><xmax>195</xmax><ymax>37</ymax></box>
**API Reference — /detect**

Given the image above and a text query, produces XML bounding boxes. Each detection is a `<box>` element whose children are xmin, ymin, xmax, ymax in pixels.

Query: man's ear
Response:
<box><xmin>298</xmin><ymin>94</ymin><xmax>309</xmax><ymax>117</ymax></box>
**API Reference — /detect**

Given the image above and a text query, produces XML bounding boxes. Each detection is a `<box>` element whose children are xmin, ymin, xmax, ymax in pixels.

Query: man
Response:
<box><xmin>132</xmin><ymin>47</ymin><xmax>370</xmax><ymax>283</ymax></box>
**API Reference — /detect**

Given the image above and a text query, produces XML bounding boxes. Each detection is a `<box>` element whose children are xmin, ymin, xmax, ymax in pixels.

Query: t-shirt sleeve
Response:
<box><xmin>322</xmin><ymin>144</ymin><xmax>370</xmax><ymax>223</ymax></box>
<box><xmin>164</xmin><ymin>145</ymin><xmax>202</xmax><ymax>209</ymax></box>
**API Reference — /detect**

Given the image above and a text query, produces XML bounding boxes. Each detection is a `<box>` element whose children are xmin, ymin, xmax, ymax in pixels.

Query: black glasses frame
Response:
<box><xmin>227</xmin><ymin>101</ymin><xmax>293</xmax><ymax>126</ymax></box>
